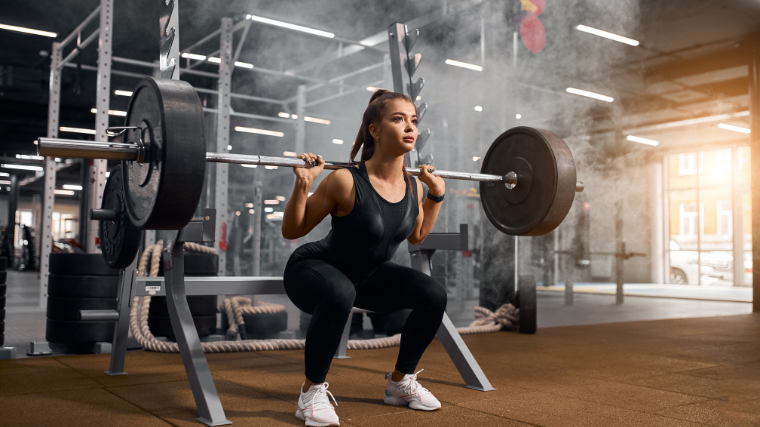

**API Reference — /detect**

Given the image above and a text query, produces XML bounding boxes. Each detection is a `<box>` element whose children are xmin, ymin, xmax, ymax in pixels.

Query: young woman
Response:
<box><xmin>281</xmin><ymin>89</ymin><xmax>447</xmax><ymax>426</ymax></box>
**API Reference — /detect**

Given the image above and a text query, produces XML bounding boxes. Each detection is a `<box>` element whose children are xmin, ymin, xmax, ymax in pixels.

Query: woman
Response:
<box><xmin>282</xmin><ymin>89</ymin><xmax>447</xmax><ymax>426</ymax></box>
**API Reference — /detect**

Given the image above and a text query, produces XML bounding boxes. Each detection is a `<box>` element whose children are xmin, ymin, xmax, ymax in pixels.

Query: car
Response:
<box><xmin>668</xmin><ymin>240</ymin><xmax>752</xmax><ymax>285</ymax></box>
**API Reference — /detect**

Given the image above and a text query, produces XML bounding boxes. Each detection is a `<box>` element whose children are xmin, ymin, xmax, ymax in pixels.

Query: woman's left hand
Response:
<box><xmin>417</xmin><ymin>163</ymin><xmax>445</xmax><ymax>196</ymax></box>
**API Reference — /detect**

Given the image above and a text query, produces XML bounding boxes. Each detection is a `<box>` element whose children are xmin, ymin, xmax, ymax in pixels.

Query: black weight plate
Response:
<box><xmin>45</xmin><ymin>319</ymin><xmax>114</xmax><ymax>343</ymax></box>
<box><xmin>158</xmin><ymin>253</ymin><xmax>218</xmax><ymax>277</ymax></box>
<box><xmin>480</xmin><ymin>127</ymin><xmax>576</xmax><ymax>236</ymax></box>
<box><xmin>99</xmin><ymin>165</ymin><xmax>142</xmax><ymax>269</ymax></box>
<box><xmin>123</xmin><ymin>78</ymin><xmax>206</xmax><ymax>230</ymax></box>
<box><xmin>48</xmin><ymin>274</ymin><xmax>120</xmax><ymax>298</ymax></box>
<box><xmin>46</xmin><ymin>296</ymin><xmax>117</xmax><ymax>321</ymax></box>
<box><xmin>242</xmin><ymin>310</ymin><xmax>288</xmax><ymax>336</ymax></box>
<box><xmin>147</xmin><ymin>314</ymin><xmax>216</xmax><ymax>339</ymax></box>
<box><xmin>0</xmin><ymin>308</ymin><xmax>4</xmax><ymax>321</ymax></box>
<box><xmin>0</xmin><ymin>257</ymin><xmax>6</xmax><ymax>271</ymax></box>
<box><xmin>0</xmin><ymin>284</ymin><xmax>5</xmax><ymax>296</ymax></box>
<box><xmin>0</xmin><ymin>271</ymin><xmax>6</xmax><ymax>284</ymax></box>
<box><xmin>518</xmin><ymin>277</ymin><xmax>537</xmax><ymax>334</ymax></box>
<box><xmin>0</xmin><ymin>333</ymin><xmax>4</xmax><ymax>347</ymax></box>
<box><xmin>0</xmin><ymin>296</ymin><xmax>4</xmax><ymax>309</ymax></box>
<box><xmin>49</xmin><ymin>253</ymin><xmax>120</xmax><ymax>276</ymax></box>
<box><xmin>0</xmin><ymin>320</ymin><xmax>3</xmax><ymax>334</ymax></box>
<box><xmin>148</xmin><ymin>295</ymin><xmax>218</xmax><ymax>317</ymax></box>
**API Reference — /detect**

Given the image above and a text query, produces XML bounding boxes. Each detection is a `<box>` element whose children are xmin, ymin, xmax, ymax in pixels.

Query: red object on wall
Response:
<box><xmin>219</xmin><ymin>222</ymin><xmax>228</xmax><ymax>252</ymax></box>
<box><xmin>467</xmin><ymin>204</ymin><xmax>473</xmax><ymax>209</ymax></box>
<box><xmin>521</xmin><ymin>15</ymin><xmax>546</xmax><ymax>53</ymax></box>
<box><xmin>463</xmin><ymin>250</ymin><xmax>472</xmax><ymax>257</ymax></box>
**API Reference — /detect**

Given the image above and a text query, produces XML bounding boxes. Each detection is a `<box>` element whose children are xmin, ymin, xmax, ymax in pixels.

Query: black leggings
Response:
<box><xmin>284</xmin><ymin>259</ymin><xmax>447</xmax><ymax>383</ymax></box>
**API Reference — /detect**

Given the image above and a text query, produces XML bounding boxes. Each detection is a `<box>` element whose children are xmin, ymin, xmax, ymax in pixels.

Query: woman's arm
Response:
<box><xmin>407</xmin><ymin>175</ymin><xmax>445</xmax><ymax>245</ymax></box>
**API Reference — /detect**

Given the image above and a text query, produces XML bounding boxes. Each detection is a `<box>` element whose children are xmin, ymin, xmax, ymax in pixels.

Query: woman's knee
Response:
<box><xmin>284</xmin><ymin>260</ymin><xmax>355</xmax><ymax>313</ymax></box>
<box><xmin>422</xmin><ymin>277</ymin><xmax>447</xmax><ymax>311</ymax></box>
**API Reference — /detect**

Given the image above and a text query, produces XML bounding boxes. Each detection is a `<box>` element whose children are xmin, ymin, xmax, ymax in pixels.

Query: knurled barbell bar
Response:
<box><xmin>36</xmin><ymin>77</ymin><xmax>582</xmax><ymax>266</ymax></box>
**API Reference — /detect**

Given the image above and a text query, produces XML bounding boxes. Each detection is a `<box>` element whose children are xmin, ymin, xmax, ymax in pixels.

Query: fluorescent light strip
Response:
<box><xmin>54</xmin><ymin>189</ymin><xmax>75</xmax><ymax>196</ymax></box>
<box><xmin>276</xmin><ymin>196</ymin><xmax>286</xmax><ymax>201</ymax></box>
<box><xmin>304</xmin><ymin>116</ymin><xmax>330</xmax><ymax>125</ymax></box>
<box><xmin>0</xmin><ymin>180</ymin><xmax>10</xmax><ymax>185</ymax></box>
<box><xmin>63</xmin><ymin>184</ymin><xmax>83</xmax><ymax>190</ymax></box>
<box><xmin>445</xmin><ymin>59</ymin><xmax>483</xmax><ymax>71</ymax></box>
<box><xmin>0</xmin><ymin>172</ymin><xmax>8</xmax><ymax>177</ymax></box>
<box><xmin>278</xmin><ymin>112</ymin><xmax>291</xmax><ymax>118</ymax></box>
<box><xmin>264</xmin><ymin>207</ymin><xmax>274</xmax><ymax>213</ymax></box>
<box><xmin>473</xmin><ymin>156</ymin><xmax>481</xmax><ymax>161</ymax></box>
<box><xmin>2</xmin><ymin>164</ymin><xmax>43</xmax><ymax>171</ymax></box>
<box><xmin>59</xmin><ymin>127</ymin><xmax>97</xmax><ymax>135</ymax></box>
<box><xmin>181</xmin><ymin>52</ymin><xmax>207</xmax><ymax>61</ymax></box>
<box><xmin>264</xmin><ymin>166</ymin><xmax>278</xmax><ymax>169</ymax></box>
<box><xmin>366</xmin><ymin>86</ymin><xmax>383</xmax><ymax>92</ymax></box>
<box><xmin>0</xmin><ymin>23</ymin><xmax>57</xmax><ymax>38</ymax></box>
<box><xmin>234</xmin><ymin>126</ymin><xmax>284</xmax><ymax>137</ymax></box>
<box><xmin>576</xmin><ymin>25</ymin><xmax>639</xmax><ymax>46</ymax></box>
<box><xmin>626</xmin><ymin>135</ymin><xmax>659</xmax><ymax>146</ymax></box>
<box><xmin>717</xmin><ymin>123</ymin><xmax>751</xmax><ymax>134</ymax></box>
<box><xmin>264</xmin><ymin>200</ymin><xmax>280</xmax><ymax>205</ymax></box>
<box><xmin>90</xmin><ymin>108</ymin><xmax>127</xmax><ymax>117</ymax></box>
<box><xmin>208</xmin><ymin>57</ymin><xmax>221</xmax><ymax>63</ymax></box>
<box><xmin>241</xmin><ymin>164</ymin><xmax>258</xmax><ymax>168</ymax></box>
<box><xmin>245</xmin><ymin>14</ymin><xmax>334</xmax><ymax>38</ymax></box>
<box><xmin>566</xmin><ymin>87</ymin><xmax>614</xmax><ymax>102</ymax></box>
<box><xmin>114</xmin><ymin>90</ymin><xmax>133</xmax><ymax>97</ymax></box>
<box><xmin>516</xmin><ymin>114</ymin><xmax>522</xmax><ymax>119</ymax></box>
<box><xmin>283</xmin><ymin>151</ymin><xmax>297</xmax><ymax>157</ymax></box>
<box><xmin>474</xmin><ymin>106</ymin><xmax>483</xmax><ymax>112</ymax></box>
<box><xmin>332</xmin><ymin>139</ymin><xmax>344</xmax><ymax>145</ymax></box>
<box><xmin>235</xmin><ymin>61</ymin><xmax>254</xmax><ymax>69</ymax></box>
<box><xmin>16</xmin><ymin>154</ymin><xmax>44</xmax><ymax>160</ymax></box>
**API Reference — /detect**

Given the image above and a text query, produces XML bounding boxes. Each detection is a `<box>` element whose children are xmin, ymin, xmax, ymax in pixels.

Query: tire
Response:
<box><xmin>148</xmin><ymin>296</ymin><xmax>218</xmax><ymax>317</ymax></box>
<box><xmin>45</xmin><ymin>319</ymin><xmax>114</xmax><ymax>343</ymax></box>
<box><xmin>0</xmin><ymin>271</ymin><xmax>6</xmax><ymax>284</ymax></box>
<box><xmin>47</xmin><ymin>274</ymin><xmax>120</xmax><ymax>298</ymax></box>
<box><xmin>147</xmin><ymin>314</ymin><xmax>216</xmax><ymax>339</ymax></box>
<box><xmin>50</xmin><ymin>253</ymin><xmax>120</xmax><ymax>276</ymax></box>
<box><xmin>46</xmin><ymin>296</ymin><xmax>118</xmax><ymax>321</ymax></box>
<box><xmin>0</xmin><ymin>257</ymin><xmax>6</xmax><ymax>271</ymax></box>
<box><xmin>670</xmin><ymin>268</ymin><xmax>688</xmax><ymax>285</ymax></box>
<box><xmin>158</xmin><ymin>253</ymin><xmax>218</xmax><ymax>276</ymax></box>
<box><xmin>368</xmin><ymin>309</ymin><xmax>412</xmax><ymax>336</ymax></box>
<box><xmin>0</xmin><ymin>284</ymin><xmax>5</xmax><ymax>296</ymax></box>
<box><xmin>242</xmin><ymin>310</ymin><xmax>287</xmax><ymax>337</ymax></box>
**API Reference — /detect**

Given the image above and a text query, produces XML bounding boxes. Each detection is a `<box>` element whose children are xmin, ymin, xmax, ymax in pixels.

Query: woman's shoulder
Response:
<box><xmin>323</xmin><ymin>167</ymin><xmax>356</xmax><ymax>200</ymax></box>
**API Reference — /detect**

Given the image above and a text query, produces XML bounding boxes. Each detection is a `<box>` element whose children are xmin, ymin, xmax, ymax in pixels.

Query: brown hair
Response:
<box><xmin>349</xmin><ymin>89</ymin><xmax>416</xmax><ymax>194</ymax></box>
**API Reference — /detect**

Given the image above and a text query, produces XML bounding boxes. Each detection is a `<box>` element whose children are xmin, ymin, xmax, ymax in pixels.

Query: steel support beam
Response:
<box><xmin>295</xmin><ymin>85</ymin><xmax>306</xmax><ymax>155</ymax></box>
<box><xmin>749</xmin><ymin>40</ymin><xmax>760</xmax><ymax>312</ymax></box>
<box><xmin>214</xmin><ymin>17</ymin><xmax>233</xmax><ymax>275</ymax></box>
<box><xmin>252</xmin><ymin>181</ymin><xmax>262</xmax><ymax>276</ymax></box>
<box><xmin>732</xmin><ymin>146</ymin><xmax>745</xmax><ymax>287</ymax></box>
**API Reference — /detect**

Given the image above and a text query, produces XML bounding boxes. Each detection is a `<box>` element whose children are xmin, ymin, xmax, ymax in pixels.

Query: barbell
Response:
<box><xmin>37</xmin><ymin>77</ymin><xmax>582</xmax><ymax>266</ymax></box>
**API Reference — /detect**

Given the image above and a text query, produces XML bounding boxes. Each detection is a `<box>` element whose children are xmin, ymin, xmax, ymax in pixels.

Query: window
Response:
<box><xmin>715</xmin><ymin>149</ymin><xmax>731</xmax><ymax>172</ymax></box>
<box><xmin>739</xmin><ymin>146</ymin><xmax>749</xmax><ymax>169</ymax></box>
<box><xmin>678</xmin><ymin>153</ymin><xmax>702</xmax><ymax>175</ymax></box>
<box><xmin>717</xmin><ymin>200</ymin><xmax>732</xmax><ymax>236</ymax></box>
<box><xmin>680</xmin><ymin>203</ymin><xmax>699</xmax><ymax>236</ymax></box>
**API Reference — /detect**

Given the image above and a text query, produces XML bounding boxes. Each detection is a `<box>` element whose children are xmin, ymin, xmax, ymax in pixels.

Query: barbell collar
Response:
<box><xmin>91</xmin><ymin>208</ymin><xmax>118</xmax><ymax>221</ymax></box>
<box><xmin>576</xmin><ymin>181</ymin><xmax>584</xmax><ymax>192</ymax></box>
<box><xmin>37</xmin><ymin>138</ymin><xmax>141</xmax><ymax>161</ymax></box>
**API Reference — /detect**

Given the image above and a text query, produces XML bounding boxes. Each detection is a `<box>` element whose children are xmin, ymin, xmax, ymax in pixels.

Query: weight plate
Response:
<box><xmin>46</xmin><ymin>296</ymin><xmax>117</xmax><ymax>321</ymax></box>
<box><xmin>45</xmin><ymin>319</ymin><xmax>114</xmax><ymax>343</ymax></box>
<box><xmin>242</xmin><ymin>310</ymin><xmax>288</xmax><ymax>337</ymax></box>
<box><xmin>480</xmin><ymin>127</ymin><xmax>576</xmax><ymax>236</ymax></box>
<box><xmin>48</xmin><ymin>274</ymin><xmax>120</xmax><ymax>298</ymax></box>
<box><xmin>0</xmin><ymin>257</ymin><xmax>6</xmax><ymax>271</ymax></box>
<box><xmin>122</xmin><ymin>78</ymin><xmax>206</xmax><ymax>230</ymax></box>
<box><xmin>0</xmin><ymin>272</ymin><xmax>5</xmax><ymax>285</ymax></box>
<box><xmin>148</xmin><ymin>295</ymin><xmax>218</xmax><ymax>317</ymax></box>
<box><xmin>0</xmin><ymin>309</ymin><xmax>4</xmax><ymax>321</ymax></box>
<box><xmin>147</xmin><ymin>314</ymin><xmax>216</xmax><ymax>339</ymax></box>
<box><xmin>0</xmin><ymin>284</ymin><xmax>5</xmax><ymax>296</ymax></box>
<box><xmin>49</xmin><ymin>253</ymin><xmax>120</xmax><ymax>276</ymax></box>
<box><xmin>99</xmin><ymin>165</ymin><xmax>142</xmax><ymax>268</ymax></box>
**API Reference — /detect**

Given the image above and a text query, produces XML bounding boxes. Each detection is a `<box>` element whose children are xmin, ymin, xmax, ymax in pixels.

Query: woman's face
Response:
<box><xmin>369</xmin><ymin>98</ymin><xmax>418</xmax><ymax>157</ymax></box>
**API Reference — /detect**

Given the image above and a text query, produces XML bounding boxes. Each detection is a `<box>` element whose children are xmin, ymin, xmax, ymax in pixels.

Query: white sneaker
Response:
<box><xmin>384</xmin><ymin>369</ymin><xmax>441</xmax><ymax>411</ymax></box>
<box><xmin>295</xmin><ymin>382</ymin><xmax>340</xmax><ymax>426</ymax></box>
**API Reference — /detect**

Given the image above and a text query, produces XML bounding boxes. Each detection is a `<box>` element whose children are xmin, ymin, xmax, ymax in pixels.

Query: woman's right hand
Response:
<box><xmin>293</xmin><ymin>152</ymin><xmax>325</xmax><ymax>181</ymax></box>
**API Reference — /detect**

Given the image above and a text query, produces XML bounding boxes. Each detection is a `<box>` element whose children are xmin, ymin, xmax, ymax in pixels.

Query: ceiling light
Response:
<box><xmin>16</xmin><ymin>154</ymin><xmax>44</xmax><ymax>160</ymax></box>
<box><xmin>566</xmin><ymin>87</ymin><xmax>614</xmax><ymax>102</ymax></box>
<box><xmin>283</xmin><ymin>151</ymin><xmax>297</xmax><ymax>157</ymax></box>
<box><xmin>304</xmin><ymin>116</ymin><xmax>330</xmax><ymax>125</ymax></box>
<box><xmin>249</xmin><ymin>209</ymin><xmax>255</xmax><ymax>214</ymax></box>
<box><xmin>291</xmin><ymin>114</ymin><xmax>298</xmax><ymax>119</ymax></box>
<box><xmin>245</xmin><ymin>203</ymin><xmax>254</xmax><ymax>208</ymax></box>
<box><xmin>0</xmin><ymin>172</ymin><xmax>8</xmax><ymax>176</ymax></box>
<box><xmin>473</xmin><ymin>156</ymin><xmax>481</xmax><ymax>161</ymax></box>
<box><xmin>54</xmin><ymin>189</ymin><xmax>75</xmax><ymax>195</ymax></box>
<box><xmin>264</xmin><ymin>200</ymin><xmax>279</xmax><ymax>205</ymax></box>
<box><xmin>234</xmin><ymin>61</ymin><xmax>254</xmax><ymax>69</ymax></box>
<box><xmin>366</xmin><ymin>86</ymin><xmax>383</xmax><ymax>92</ymax></box>
<box><xmin>59</xmin><ymin>126</ymin><xmax>97</xmax><ymax>135</ymax></box>
<box><xmin>332</xmin><ymin>139</ymin><xmax>343</xmax><ymax>144</ymax></box>
<box><xmin>62</xmin><ymin>184</ymin><xmax>83</xmax><ymax>190</ymax></box>
<box><xmin>278</xmin><ymin>112</ymin><xmax>291</xmax><ymax>118</ymax></box>
<box><xmin>181</xmin><ymin>52</ymin><xmax>207</xmax><ymax>61</ymax></box>
<box><xmin>236</xmin><ymin>211</ymin><xmax>241</xmax><ymax>216</ymax></box>
<box><xmin>234</xmin><ymin>126</ymin><xmax>284</xmax><ymax>137</ymax></box>
<box><xmin>2</xmin><ymin>164</ymin><xmax>43</xmax><ymax>171</ymax></box>
<box><xmin>264</xmin><ymin>165</ymin><xmax>278</xmax><ymax>169</ymax></box>
<box><xmin>90</xmin><ymin>108</ymin><xmax>127</xmax><ymax>116</ymax></box>
<box><xmin>245</xmin><ymin>14</ymin><xmax>334</xmax><ymax>38</ymax></box>
<box><xmin>576</xmin><ymin>25</ymin><xmax>639</xmax><ymax>46</ymax></box>
<box><xmin>105</xmin><ymin>172</ymin><xmax>110</xmax><ymax>177</ymax></box>
<box><xmin>416</xmin><ymin>95</ymin><xmax>422</xmax><ymax>101</ymax></box>
<box><xmin>0</xmin><ymin>180</ymin><xmax>9</xmax><ymax>185</ymax></box>
<box><xmin>474</xmin><ymin>106</ymin><xmax>483</xmax><ymax>112</ymax></box>
<box><xmin>276</xmin><ymin>196</ymin><xmax>286</xmax><ymax>201</ymax></box>
<box><xmin>114</xmin><ymin>90</ymin><xmax>133</xmax><ymax>97</ymax></box>
<box><xmin>241</xmin><ymin>164</ymin><xmax>258</xmax><ymax>168</ymax></box>
<box><xmin>626</xmin><ymin>135</ymin><xmax>659</xmax><ymax>146</ymax></box>
<box><xmin>516</xmin><ymin>114</ymin><xmax>522</xmax><ymax>119</ymax></box>
<box><xmin>0</xmin><ymin>23</ymin><xmax>57</xmax><ymax>38</ymax></box>
<box><xmin>207</xmin><ymin>57</ymin><xmax>221</xmax><ymax>63</ymax></box>
<box><xmin>445</xmin><ymin>59</ymin><xmax>482</xmax><ymax>71</ymax></box>
<box><xmin>227</xmin><ymin>145</ymin><xmax>232</xmax><ymax>150</ymax></box>
<box><xmin>717</xmin><ymin>123</ymin><xmax>751</xmax><ymax>134</ymax></box>
<box><xmin>264</xmin><ymin>207</ymin><xmax>274</xmax><ymax>213</ymax></box>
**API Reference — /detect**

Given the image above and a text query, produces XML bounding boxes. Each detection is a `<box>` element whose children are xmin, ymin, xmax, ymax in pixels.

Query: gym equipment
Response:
<box><xmin>49</xmin><ymin>253</ymin><xmax>120</xmax><ymax>276</ymax></box>
<box><xmin>0</xmin><ymin>258</ymin><xmax>4</xmax><ymax>347</ymax></box>
<box><xmin>97</xmin><ymin>165</ymin><xmax>141</xmax><ymax>269</ymax></box>
<box><xmin>47</xmin><ymin>275</ymin><xmax>120</xmax><ymax>298</ymax></box>
<box><xmin>36</xmin><ymin>85</ymin><xmax>582</xmax><ymax>240</ymax></box>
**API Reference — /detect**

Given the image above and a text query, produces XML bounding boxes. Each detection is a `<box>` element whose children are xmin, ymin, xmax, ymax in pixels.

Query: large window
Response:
<box><xmin>679</xmin><ymin>203</ymin><xmax>699</xmax><ymax>236</ymax></box>
<box><xmin>717</xmin><ymin>200</ymin><xmax>732</xmax><ymax>236</ymax></box>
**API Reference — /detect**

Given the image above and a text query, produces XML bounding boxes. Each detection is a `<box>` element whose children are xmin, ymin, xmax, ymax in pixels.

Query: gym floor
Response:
<box><xmin>0</xmin><ymin>313</ymin><xmax>758</xmax><ymax>426</ymax></box>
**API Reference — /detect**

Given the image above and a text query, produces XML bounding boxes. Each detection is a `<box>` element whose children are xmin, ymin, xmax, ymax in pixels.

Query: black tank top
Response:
<box><xmin>290</xmin><ymin>162</ymin><xmax>419</xmax><ymax>284</ymax></box>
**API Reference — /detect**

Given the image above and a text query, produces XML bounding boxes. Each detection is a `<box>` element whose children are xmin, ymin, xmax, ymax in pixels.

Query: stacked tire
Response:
<box><xmin>149</xmin><ymin>252</ymin><xmax>218</xmax><ymax>340</ymax></box>
<box><xmin>0</xmin><ymin>257</ymin><xmax>7</xmax><ymax>346</ymax></box>
<box><xmin>46</xmin><ymin>253</ymin><xmax>120</xmax><ymax>344</ymax></box>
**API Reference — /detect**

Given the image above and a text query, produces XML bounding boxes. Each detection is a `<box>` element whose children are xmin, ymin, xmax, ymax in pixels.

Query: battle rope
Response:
<box><xmin>129</xmin><ymin>243</ymin><xmax>520</xmax><ymax>353</ymax></box>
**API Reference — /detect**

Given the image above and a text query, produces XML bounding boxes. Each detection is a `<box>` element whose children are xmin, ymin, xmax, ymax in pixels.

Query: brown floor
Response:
<box><xmin>1</xmin><ymin>314</ymin><xmax>759</xmax><ymax>426</ymax></box>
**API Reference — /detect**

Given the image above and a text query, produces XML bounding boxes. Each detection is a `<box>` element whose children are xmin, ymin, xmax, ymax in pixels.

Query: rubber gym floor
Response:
<box><xmin>0</xmin><ymin>313</ymin><xmax>758</xmax><ymax>426</ymax></box>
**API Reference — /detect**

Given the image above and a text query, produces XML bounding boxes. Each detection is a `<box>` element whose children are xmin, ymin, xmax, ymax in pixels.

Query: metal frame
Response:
<box><xmin>214</xmin><ymin>17</ymin><xmax>233</xmax><ymax>275</ymax></box>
